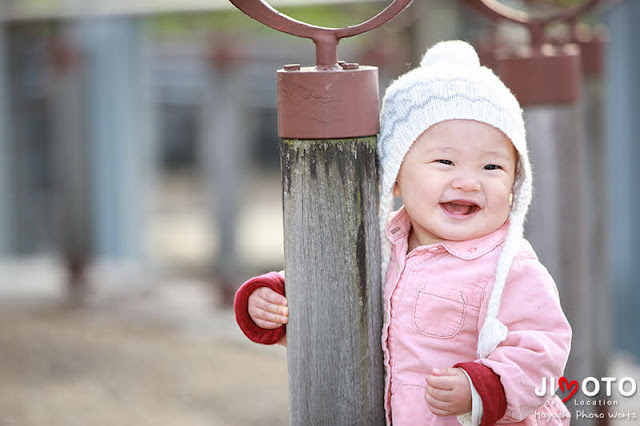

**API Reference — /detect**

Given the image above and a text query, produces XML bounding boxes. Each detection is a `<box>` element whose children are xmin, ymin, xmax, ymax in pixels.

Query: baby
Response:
<box><xmin>234</xmin><ymin>40</ymin><xmax>572</xmax><ymax>425</ymax></box>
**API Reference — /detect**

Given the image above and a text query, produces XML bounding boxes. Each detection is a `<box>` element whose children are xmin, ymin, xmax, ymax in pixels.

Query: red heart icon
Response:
<box><xmin>558</xmin><ymin>376</ymin><xmax>578</xmax><ymax>402</ymax></box>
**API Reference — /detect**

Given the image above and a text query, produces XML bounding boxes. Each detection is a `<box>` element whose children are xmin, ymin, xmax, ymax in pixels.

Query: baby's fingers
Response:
<box><xmin>249</xmin><ymin>288</ymin><xmax>288</xmax><ymax>314</ymax></box>
<box><xmin>426</xmin><ymin>374</ymin><xmax>455</xmax><ymax>391</ymax></box>
<box><xmin>425</xmin><ymin>383</ymin><xmax>453</xmax><ymax>403</ymax></box>
<box><xmin>252</xmin><ymin>316</ymin><xmax>286</xmax><ymax>330</ymax></box>
<box><xmin>248</xmin><ymin>289</ymin><xmax>288</xmax><ymax>327</ymax></box>
<box><xmin>256</xmin><ymin>290</ymin><xmax>288</xmax><ymax>315</ymax></box>
<box><xmin>424</xmin><ymin>392</ymin><xmax>453</xmax><ymax>417</ymax></box>
<box><xmin>255</xmin><ymin>287</ymin><xmax>288</xmax><ymax>307</ymax></box>
<box><xmin>249</xmin><ymin>302</ymin><xmax>288</xmax><ymax>326</ymax></box>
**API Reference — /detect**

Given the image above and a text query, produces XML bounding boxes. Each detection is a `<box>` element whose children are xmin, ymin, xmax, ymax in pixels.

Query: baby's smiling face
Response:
<box><xmin>394</xmin><ymin>119</ymin><xmax>517</xmax><ymax>249</ymax></box>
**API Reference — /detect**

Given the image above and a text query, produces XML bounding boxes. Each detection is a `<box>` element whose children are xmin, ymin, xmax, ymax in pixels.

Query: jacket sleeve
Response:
<box><xmin>454</xmin><ymin>361</ymin><xmax>506</xmax><ymax>426</ymax></box>
<box><xmin>234</xmin><ymin>271</ymin><xmax>286</xmax><ymax>345</ymax></box>
<box><xmin>475</xmin><ymin>255</ymin><xmax>572</xmax><ymax>423</ymax></box>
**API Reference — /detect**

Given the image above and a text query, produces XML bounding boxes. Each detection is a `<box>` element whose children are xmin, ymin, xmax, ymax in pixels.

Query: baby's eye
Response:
<box><xmin>436</xmin><ymin>159</ymin><xmax>453</xmax><ymax>165</ymax></box>
<box><xmin>484</xmin><ymin>164</ymin><xmax>502</xmax><ymax>170</ymax></box>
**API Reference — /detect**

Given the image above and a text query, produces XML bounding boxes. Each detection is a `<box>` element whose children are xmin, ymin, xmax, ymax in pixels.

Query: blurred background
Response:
<box><xmin>0</xmin><ymin>0</ymin><xmax>638</xmax><ymax>425</ymax></box>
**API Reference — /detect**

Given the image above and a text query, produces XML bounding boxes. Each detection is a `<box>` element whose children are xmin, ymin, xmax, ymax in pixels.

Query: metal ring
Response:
<box><xmin>462</xmin><ymin>0</ymin><xmax>599</xmax><ymax>48</ymax></box>
<box><xmin>229</xmin><ymin>0</ymin><xmax>414</xmax><ymax>66</ymax></box>
<box><xmin>463</xmin><ymin>0</ymin><xmax>598</xmax><ymax>26</ymax></box>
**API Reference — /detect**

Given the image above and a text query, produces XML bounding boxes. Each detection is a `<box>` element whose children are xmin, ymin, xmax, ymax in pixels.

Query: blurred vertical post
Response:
<box><xmin>602</xmin><ymin>0</ymin><xmax>640</xmax><ymax>359</ymax></box>
<box><xmin>573</xmin><ymin>23</ymin><xmax>611</xmax><ymax>414</ymax></box>
<box><xmin>498</xmin><ymin>38</ymin><xmax>595</xmax><ymax>426</ymax></box>
<box><xmin>74</xmin><ymin>17</ymin><xmax>154</xmax><ymax>260</ymax></box>
<box><xmin>48</xmin><ymin>34</ymin><xmax>92</xmax><ymax>304</ymax></box>
<box><xmin>0</xmin><ymin>17</ymin><xmax>11</xmax><ymax>254</ymax></box>
<box><xmin>202</xmin><ymin>39</ymin><xmax>249</xmax><ymax>304</ymax></box>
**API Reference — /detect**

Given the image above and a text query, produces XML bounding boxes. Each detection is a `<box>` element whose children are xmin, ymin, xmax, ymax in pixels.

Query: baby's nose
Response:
<box><xmin>451</xmin><ymin>176</ymin><xmax>481</xmax><ymax>192</ymax></box>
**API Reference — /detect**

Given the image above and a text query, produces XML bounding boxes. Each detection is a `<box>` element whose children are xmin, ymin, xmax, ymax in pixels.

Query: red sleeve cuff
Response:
<box><xmin>454</xmin><ymin>361</ymin><xmax>507</xmax><ymax>426</ymax></box>
<box><xmin>234</xmin><ymin>271</ymin><xmax>286</xmax><ymax>345</ymax></box>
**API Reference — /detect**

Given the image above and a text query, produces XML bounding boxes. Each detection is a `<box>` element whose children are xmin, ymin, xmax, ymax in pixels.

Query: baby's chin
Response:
<box><xmin>435</xmin><ymin>210</ymin><xmax>510</xmax><ymax>241</ymax></box>
<box><xmin>434</xmin><ymin>222</ymin><xmax>503</xmax><ymax>242</ymax></box>
<box><xmin>436</xmin><ymin>230</ymin><xmax>484</xmax><ymax>242</ymax></box>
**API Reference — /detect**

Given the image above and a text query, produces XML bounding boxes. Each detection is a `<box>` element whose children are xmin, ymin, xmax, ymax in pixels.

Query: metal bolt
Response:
<box><xmin>341</xmin><ymin>62</ymin><xmax>360</xmax><ymax>70</ymax></box>
<box><xmin>284</xmin><ymin>64</ymin><xmax>301</xmax><ymax>71</ymax></box>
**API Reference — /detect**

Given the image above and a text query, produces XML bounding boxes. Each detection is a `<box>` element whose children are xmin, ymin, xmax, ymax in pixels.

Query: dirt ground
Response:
<box><xmin>0</xmin><ymin>296</ymin><xmax>289</xmax><ymax>426</ymax></box>
<box><xmin>1</xmin><ymin>245</ymin><xmax>639</xmax><ymax>426</ymax></box>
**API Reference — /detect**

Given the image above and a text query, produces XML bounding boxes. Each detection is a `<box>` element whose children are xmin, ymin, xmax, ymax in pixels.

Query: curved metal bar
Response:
<box><xmin>229</xmin><ymin>0</ymin><xmax>413</xmax><ymax>66</ymax></box>
<box><xmin>462</xmin><ymin>0</ymin><xmax>599</xmax><ymax>48</ymax></box>
<box><xmin>334</xmin><ymin>0</ymin><xmax>413</xmax><ymax>38</ymax></box>
<box><xmin>464</xmin><ymin>0</ymin><xmax>598</xmax><ymax>26</ymax></box>
<box><xmin>230</xmin><ymin>0</ymin><xmax>335</xmax><ymax>39</ymax></box>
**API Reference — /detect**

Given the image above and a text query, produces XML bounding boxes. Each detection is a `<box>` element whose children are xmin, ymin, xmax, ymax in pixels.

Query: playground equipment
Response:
<box><xmin>229</xmin><ymin>1</ymin><xmax>413</xmax><ymax>423</ymax></box>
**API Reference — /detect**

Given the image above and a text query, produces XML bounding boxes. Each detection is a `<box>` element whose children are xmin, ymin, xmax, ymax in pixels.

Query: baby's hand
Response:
<box><xmin>425</xmin><ymin>367</ymin><xmax>472</xmax><ymax>417</ymax></box>
<box><xmin>248</xmin><ymin>287</ymin><xmax>289</xmax><ymax>329</ymax></box>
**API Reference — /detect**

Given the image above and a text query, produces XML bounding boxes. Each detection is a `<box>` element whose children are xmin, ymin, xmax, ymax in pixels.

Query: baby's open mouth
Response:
<box><xmin>440</xmin><ymin>200</ymin><xmax>480</xmax><ymax>217</ymax></box>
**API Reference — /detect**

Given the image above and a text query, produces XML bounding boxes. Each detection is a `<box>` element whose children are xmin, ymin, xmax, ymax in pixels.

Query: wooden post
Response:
<box><xmin>7</xmin><ymin>23</ymin><xmax>56</xmax><ymax>253</ymax></box>
<box><xmin>227</xmin><ymin>2</ymin><xmax>413</xmax><ymax>422</ymax></box>
<box><xmin>603</xmin><ymin>0</ymin><xmax>640</xmax><ymax>360</ymax></box>
<box><xmin>0</xmin><ymin>22</ymin><xmax>11</xmax><ymax>254</ymax></box>
<box><xmin>574</xmin><ymin>26</ymin><xmax>612</xmax><ymax>419</ymax></box>
<box><xmin>77</xmin><ymin>17</ymin><xmax>153</xmax><ymax>258</ymax></box>
<box><xmin>202</xmin><ymin>41</ymin><xmax>249</xmax><ymax>304</ymax></box>
<box><xmin>282</xmin><ymin>137</ymin><xmax>384</xmax><ymax>424</ymax></box>
<box><xmin>48</xmin><ymin>34</ymin><xmax>92</xmax><ymax>304</ymax></box>
<box><xmin>582</xmin><ymin>70</ymin><xmax>609</xmax><ymax>375</ymax></box>
<box><xmin>498</xmin><ymin>44</ymin><xmax>596</xmax><ymax>424</ymax></box>
<box><xmin>276</xmin><ymin>59</ymin><xmax>384</xmax><ymax>424</ymax></box>
<box><xmin>524</xmin><ymin>105</ymin><xmax>595</xmax><ymax>395</ymax></box>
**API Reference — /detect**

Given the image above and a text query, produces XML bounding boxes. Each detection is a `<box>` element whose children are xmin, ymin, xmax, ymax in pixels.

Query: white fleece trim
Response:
<box><xmin>458</xmin><ymin>369</ymin><xmax>483</xmax><ymax>426</ymax></box>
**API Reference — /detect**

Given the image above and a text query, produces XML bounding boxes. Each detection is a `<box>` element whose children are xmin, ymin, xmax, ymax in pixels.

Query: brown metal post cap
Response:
<box><xmin>497</xmin><ymin>44</ymin><xmax>582</xmax><ymax>106</ymax></box>
<box><xmin>277</xmin><ymin>66</ymin><xmax>379</xmax><ymax>139</ymax></box>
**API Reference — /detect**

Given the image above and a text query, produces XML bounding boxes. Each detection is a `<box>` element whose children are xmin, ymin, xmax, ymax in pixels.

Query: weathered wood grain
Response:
<box><xmin>281</xmin><ymin>137</ymin><xmax>385</xmax><ymax>425</ymax></box>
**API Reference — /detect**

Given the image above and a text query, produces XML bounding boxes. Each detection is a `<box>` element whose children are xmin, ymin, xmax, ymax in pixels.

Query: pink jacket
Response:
<box><xmin>383</xmin><ymin>208</ymin><xmax>572</xmax><ymax>425</ymax></box>
<box><xmin>234</xmin><ymin>207</ymin><xmax>573</xmax><ymax>425</ymax></box>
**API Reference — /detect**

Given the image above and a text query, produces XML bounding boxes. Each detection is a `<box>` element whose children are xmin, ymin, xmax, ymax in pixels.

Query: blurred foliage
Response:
<box><xmin>147</xmin><ymin>3</ymin><xmax>385</xmax><ymax>41</ymax></box>
<box><xmin>279</xmin><ymin>3</ymin><xmax>385</xmax><ymax>28</ymax></box>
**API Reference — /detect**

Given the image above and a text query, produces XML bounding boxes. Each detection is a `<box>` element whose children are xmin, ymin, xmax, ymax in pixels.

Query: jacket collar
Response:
<box><xmin>385</xmin><ymin>206</ymin><xmax>509</xmax><ymax>260</ymax></box>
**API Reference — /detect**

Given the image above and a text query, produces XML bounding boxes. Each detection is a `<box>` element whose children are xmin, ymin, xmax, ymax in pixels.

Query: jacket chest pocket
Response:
<box><xmin>413</xmin><ymin>284</ymin><xmax>467</xmax><ymax>338</ymax></box>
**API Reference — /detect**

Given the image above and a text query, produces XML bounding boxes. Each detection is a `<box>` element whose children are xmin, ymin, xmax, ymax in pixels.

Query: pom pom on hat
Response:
<box><xmin>420</xmin><ymin>40</ymin><xmax>480</xmax><ymax>68</ymax></box>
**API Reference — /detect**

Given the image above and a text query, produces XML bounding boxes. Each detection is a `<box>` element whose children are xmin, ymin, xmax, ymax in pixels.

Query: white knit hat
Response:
<box><xmin>378</xmin><ymin>40</ymin><xmax>532</xmax><ymax>359</ymax></box>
